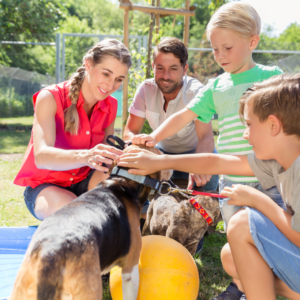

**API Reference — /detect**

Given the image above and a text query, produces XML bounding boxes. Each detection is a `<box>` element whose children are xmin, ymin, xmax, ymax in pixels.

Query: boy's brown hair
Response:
<box><xmin>239</xmin><ymin>73</ymin><xmax>300</xmax><ymax>138</ymax></box>
<box><xmin>153</xmin><ymin>37</ymin><xmax>188</xmax><ymax>67</ymax></box>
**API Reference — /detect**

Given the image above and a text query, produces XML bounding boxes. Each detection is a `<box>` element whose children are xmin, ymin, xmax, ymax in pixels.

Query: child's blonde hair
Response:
<box><xmin>206</xmin><ymin>2</ymin><xmax>261</xmax><ymax>39</ymax></box>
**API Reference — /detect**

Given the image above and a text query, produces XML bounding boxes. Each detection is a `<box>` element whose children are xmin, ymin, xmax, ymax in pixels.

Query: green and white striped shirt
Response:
<box><xmin>187</xmin><ymin>64</ymin><xmax>283</xmax><ymax>182</ymax></box>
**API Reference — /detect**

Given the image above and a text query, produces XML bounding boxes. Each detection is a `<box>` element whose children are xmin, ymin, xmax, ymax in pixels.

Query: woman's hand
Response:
<box><xmin>131</xmin><ymin>134</ymin><xmax>157</xmax><ymax>147</ymax></box>
<box><xmin>117</xmin><ymin>148</ymin><xmax>162</xmax><ymax>175</ymax></box>
<box><xmin>221</xmin><ymin>184</ymin><xmax>264</xmax><ymax>207</ymax></box>
<box><xmin>87</xmin><ymin>144</ymin><xmax>124</xmax><ymax>172</ymax></box>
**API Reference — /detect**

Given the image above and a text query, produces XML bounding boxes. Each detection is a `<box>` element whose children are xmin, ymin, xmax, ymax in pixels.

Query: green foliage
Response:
<box><xmin>278</xmin><ymin>23</ymin><xmax>300</xmax><ymax>47</ymax></box>
<box><xmin>0</xmin><ymin>0</ymin><xmax>66</xmax><ymax>67</ymax></box>
<box><xmin>0</xmin><ymin>0</ymin><xmax>66</xmax><ymax>41</ymax></box>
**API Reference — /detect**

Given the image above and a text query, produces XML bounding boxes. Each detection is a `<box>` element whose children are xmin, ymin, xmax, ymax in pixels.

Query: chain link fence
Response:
<box><xmin>1</xmin><ymin>35</ymin><xmax>300</xmax><ymax>118</ymax></box>
<box><xmin>188</xmin><ymin>48</ymin><xmax>300</xmax><ymax>85</ymax></box>
<box><xmin>0</xmin><ymin>65</ymin><xmax>55</xmax><ymax>118</ymax></box>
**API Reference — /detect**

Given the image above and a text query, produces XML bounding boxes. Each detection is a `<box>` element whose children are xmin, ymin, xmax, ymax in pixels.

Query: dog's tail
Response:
<box><xmin>142</xmin><ymin>200</ymin><xmax>154</xmax><ymax>236</ymax></box>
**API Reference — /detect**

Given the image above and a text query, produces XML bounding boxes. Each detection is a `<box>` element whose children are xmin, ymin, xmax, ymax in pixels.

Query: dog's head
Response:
<box><xmin>109</xmin><ymin>144</ymin><xmax>172</xmax><ymax>181</ymax></box>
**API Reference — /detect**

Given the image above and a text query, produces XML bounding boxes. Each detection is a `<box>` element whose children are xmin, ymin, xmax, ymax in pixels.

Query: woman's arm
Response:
<box><xmin>33</xmin><ymin>90</ymin><xmax>122</xmax><ymax>172</ymax></box>
<box><xmin>132</xmin><ymin>108</ymin><xmax>198</xmax><ymax>147</ymax></box>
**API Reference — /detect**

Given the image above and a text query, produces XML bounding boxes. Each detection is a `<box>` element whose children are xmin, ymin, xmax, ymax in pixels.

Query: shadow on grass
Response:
<box><xmin>0</xmin><ymin>130</ymin><xmax>31</xmax><ymax>153</ymax></box>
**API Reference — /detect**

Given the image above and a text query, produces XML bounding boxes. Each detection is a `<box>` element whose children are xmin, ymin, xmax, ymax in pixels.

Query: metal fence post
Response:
<box><xmin>137</xmin><ymin>36</ymin><xmax>141</xmax><ymax>70</ymax></box>
<box><xmin>8</xmin><ymin>68</ymin><xmax>19</xmax><ymax>117</ymax></box>
<box><xmin>62</xmin><ymin>34</ymin><xmax>66</xmax><ymax>82</ymax></box>
<box><xmin>55</xmin><ymin>33</ymin><xmax>61</xmax><ymax>83</ymax></box>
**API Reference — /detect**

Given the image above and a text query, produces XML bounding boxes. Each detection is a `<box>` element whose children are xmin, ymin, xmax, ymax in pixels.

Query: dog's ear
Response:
<box><xmin>108</xmin><ymin>160</ymin><xmax>117</xmax><ymax>175</ymax></box>
<box><xmin>158</xmin><ymin>169</ymin><xmax>173</xmax><ymax>181</ymax></box>
<box><xmin>150</xmin><ymin>147</ymin><xmax>173</xmax><ymax>181</ymax></box>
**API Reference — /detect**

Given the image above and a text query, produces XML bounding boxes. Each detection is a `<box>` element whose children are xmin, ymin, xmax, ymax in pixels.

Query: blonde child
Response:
<box><xmin>132</xmin><ymin>2</ymin><xmax>284</xmax><ymax>205</ymax></box>
<box><xmin>118</xmin><ymin>74</ymin><xmax>300</xmax><ymax>300</ymax></box>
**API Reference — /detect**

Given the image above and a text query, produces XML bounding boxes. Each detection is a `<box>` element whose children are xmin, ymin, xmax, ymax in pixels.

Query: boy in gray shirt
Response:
<box><xmin>118</xmin><ymin>74</ymin><xmax>300</xmax><ymax>299</ymax></box>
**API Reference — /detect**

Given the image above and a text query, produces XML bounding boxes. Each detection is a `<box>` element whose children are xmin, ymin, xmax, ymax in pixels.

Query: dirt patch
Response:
<box><xmin>0</xmin><ymin>153</ymin><xmax>24</xmax><ymax>162</ymax></box>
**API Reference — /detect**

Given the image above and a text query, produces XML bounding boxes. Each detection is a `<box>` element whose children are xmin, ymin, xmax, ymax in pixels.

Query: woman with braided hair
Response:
<box><xmin>14</xmin><ymin>39</ymin><xmax>131</xmax><ymax>220</ymax></box>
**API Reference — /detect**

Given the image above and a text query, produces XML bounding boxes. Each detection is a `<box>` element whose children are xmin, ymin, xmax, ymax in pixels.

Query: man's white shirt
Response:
<box><xmin>129</xmin><ymin>75</ymin><xmax>204</xmax><ymax>153</ymax></box>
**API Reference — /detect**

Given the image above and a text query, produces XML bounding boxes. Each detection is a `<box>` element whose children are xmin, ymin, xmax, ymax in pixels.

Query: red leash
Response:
<box><xmin>190</xmin><ymin>190</ymin><xmax>227</xmax><ymax>198</ymax></box>
<box><xmin>167</xmin><ymin>187</ymin><xmax>227</xmax><ymax>198</ymax></box>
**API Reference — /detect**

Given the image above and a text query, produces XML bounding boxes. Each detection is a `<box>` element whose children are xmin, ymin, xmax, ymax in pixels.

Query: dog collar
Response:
<box><xmin>190</xmin><ymin>197</ymin><xmax>213</xmax><ymax>226</ymax></box>
<box><xmin>111</xmin><ymin>166</ymin><xmax>168</xmax><ymax>193</ymax></box>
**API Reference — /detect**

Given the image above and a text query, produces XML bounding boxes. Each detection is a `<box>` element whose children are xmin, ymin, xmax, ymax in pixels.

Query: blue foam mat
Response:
<box><xmin>0</xmin><ymin>226</ymin><xmax>37</xmax><ymax>299</ymax></box>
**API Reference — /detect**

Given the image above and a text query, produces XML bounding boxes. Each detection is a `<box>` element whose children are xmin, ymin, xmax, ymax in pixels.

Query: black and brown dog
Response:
<box><xmin>9</xmin><ymin>145</ymin><xmax>172</xmax><ymax>300</ymax></box>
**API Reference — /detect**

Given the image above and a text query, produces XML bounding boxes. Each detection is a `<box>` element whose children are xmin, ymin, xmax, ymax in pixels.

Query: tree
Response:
<box><xmin>0</xmin><ymin>0</ymin><xmax>66</xmax><ymax>41</ymax></box>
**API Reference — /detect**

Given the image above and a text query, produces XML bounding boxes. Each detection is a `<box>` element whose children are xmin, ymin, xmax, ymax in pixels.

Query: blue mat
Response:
<box><xmin>0</xmin><ymin>226</ymin><xmax>37</xmax><ymax>300</ymax></box>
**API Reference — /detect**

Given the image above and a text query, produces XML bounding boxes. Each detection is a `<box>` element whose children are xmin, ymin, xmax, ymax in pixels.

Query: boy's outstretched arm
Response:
<box><xmin>131</xmin><ymin>108</ymin><xmax>197</xmax><ymax>147</ymax></box>
<box><xmin>117</xmin><ymin>150</ymin><xmax>254</xmax><ymax>177</ymax></box>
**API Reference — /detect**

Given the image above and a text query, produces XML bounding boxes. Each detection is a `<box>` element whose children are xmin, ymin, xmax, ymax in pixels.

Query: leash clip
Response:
<box><xmin>168</xmin><ymin>187</ymin><xmax>193</xmax><ymax>195</ymax></box>
<box><xmin>157</xmin><ymin>181</ymin><xmax>172</xmax><ymax>195</ymax></box>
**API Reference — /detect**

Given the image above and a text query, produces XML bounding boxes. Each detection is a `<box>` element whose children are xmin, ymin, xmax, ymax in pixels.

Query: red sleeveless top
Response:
<box><xmin>14</xmin><ymin>81</ymin><xmax>118</xmax><ymax>188</ymax></box>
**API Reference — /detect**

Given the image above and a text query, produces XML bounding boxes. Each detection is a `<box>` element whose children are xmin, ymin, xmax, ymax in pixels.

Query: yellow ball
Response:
<box><xmin>110</xmin><ymin>235</ymin><xmax>199</xmax><ymax>300</ymax></box>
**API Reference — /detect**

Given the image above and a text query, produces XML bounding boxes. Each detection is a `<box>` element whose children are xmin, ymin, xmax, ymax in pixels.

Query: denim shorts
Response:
<box><xmin>219</xmin><ymin>177</ymin><xmax>285</xmax><ymax>230</ymax></box>
<box><xmin>24</xmin><ymin>170</ymin><xmax>96</xmax><ymax>220</ymax></box>
<box><xmin>246</xmin><ymin>207</ymin><xmax>300</xmax><ymax>293</ymax></box>
<box><xmin>155</xmin><ymin>146</ymin><xmax>219</xmax><ymax>192</ymax></box>
<box><xmin>24</xmin><ymin>170</ymin><xmax>150</xmax><ymax>220</ymax></box>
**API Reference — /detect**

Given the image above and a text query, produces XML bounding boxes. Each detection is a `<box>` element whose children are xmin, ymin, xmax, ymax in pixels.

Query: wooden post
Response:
<box><xmin>183</xmin><ymin>0</ymin><xmax>190</xmax><ymax>49</ymax></box>
<box><xmin>146</xmin><ymin>0</ymin><xmax>155</xmax><ymax>79</ymax></box>
<box><xmin>122</xmin><ymin>8</ymin><xmax>130</xmax><ymax>135</ymax></box>
<box><xmin>155</xmin><ymin>0</ymin><xmax>160</xmax><ymax>35</ymax></box>
<box><xmin>119</xmin><ymin>1</ymin><xmax>195</xmax><ymax>134</ymax></box>
<box><xmin>119</xmin><ymin>3</ymin><xmax>194</xmax><ymax>16</ymax></box>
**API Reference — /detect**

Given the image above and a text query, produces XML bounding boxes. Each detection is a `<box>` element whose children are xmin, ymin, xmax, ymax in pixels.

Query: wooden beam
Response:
<box><xmin>119</xmin><ymin>3</ymin><xmax>195</xmax><ymax>17</ymax></box>
<box><xmin>122</xmin><ymin>8</ymin><xmax>129</xmax><ymax>135</ymax></box>
<box><xmin>183</xmin><ymin>0</ymin><xmax>190</xmax><ymax>48</ymax></box>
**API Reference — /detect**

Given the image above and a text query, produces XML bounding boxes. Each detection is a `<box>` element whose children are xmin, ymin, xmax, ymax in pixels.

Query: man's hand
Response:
<box><xmin>187</xmin><ymin>173</ymin><xmax>212</xmax><ymax>190</ymax></box>
<box><xmin>131</xmin><ymin>134</ymin><xmax>157</xmax><ymax>147</ymax></box>
<box><xmin>221</xmin><ymin>184</ymin><xmax>266</xmax><ymax>208</ymax></box>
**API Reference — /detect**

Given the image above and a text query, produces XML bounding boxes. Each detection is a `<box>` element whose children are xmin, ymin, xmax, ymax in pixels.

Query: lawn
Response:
<box><xmin>0</xmin><ymin>117</ymin><xmax>287</xmax><ymax>300</ymax></box>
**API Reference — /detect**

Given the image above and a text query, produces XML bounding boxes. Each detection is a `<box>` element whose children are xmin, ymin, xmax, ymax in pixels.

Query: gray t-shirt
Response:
<box><xmin>128</xmin><ymin>76</ymin><xmax>204</xmax><ymax>153</ymax></box>
<box><xmin>248</xmin><ymin>154</ymin><xmax>300</xmax><ymax>232</ymax></box>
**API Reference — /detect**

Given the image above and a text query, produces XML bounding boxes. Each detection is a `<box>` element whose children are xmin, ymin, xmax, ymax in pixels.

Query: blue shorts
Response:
<box><xmin>219</xmin><ymin>177</ymin><xmax>285</xmax><ymax>229</ymax></box>
<box><xmin>24</xmin><ymin>170</ymin><xmax>96</xmax><ymax>220</ymax></box>
<box><xmin>24</xmin><ymin>170</ymin><xmax>150</xmax><ymax>220</ymax></box>
<box><xmin>155</xmin><ymin>146</ymin><xmax>219</xmax><ymax>192</ymax></box>
<box><xmin>246</xmin><ymin>207</ymin><xmax>300</xmax><ymax>293</ymax></box>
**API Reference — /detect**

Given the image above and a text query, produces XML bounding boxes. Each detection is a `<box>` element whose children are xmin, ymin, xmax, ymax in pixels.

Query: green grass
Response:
<box><xmin>0</xmin><ymin>116</ymin><xmax>34</xmax><ymax>126</ymax></box>
<box><xmin>0</xmin><ymin>131</ymin><xmax>32</xmax><ymax>153</ymax></box>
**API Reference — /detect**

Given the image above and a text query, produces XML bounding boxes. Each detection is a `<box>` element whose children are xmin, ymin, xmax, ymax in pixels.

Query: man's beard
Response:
<box><xmin>156</xmin><ymin>78</ymin><xmax>180</xmax><ymax>94</ymax></box>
